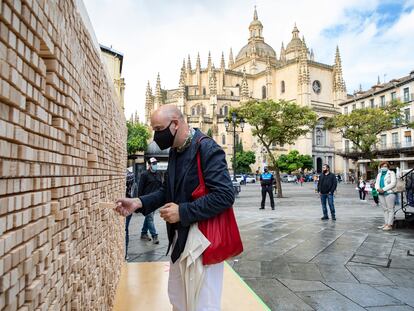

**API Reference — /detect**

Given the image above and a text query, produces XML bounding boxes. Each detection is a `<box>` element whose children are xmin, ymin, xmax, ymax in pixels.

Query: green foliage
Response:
<box><xmin>234</xmin><ymin>99</ymin><xmax>317</xmax><ymax>197</ymax></box>
<box><xmin>206</xmin><ymin>128</ymin><xmax>213</xmax><ymax>137</ymax></box>
<box><xmin>127</xmin><ymin>121</ymin><xmax>150</xmax><ymax>155</ymax></box>
<box><xmin>325</xmin><ymin>100</ymin><xmax>408</xmax><ymax>159</ymax></box>
<box><xmin>277</xmin><ymin>150</ymin><xmax>313</xmax><ymax>174</ymax></box>
<box><xmin>232</xmin><ymin>150</ymin><xmax>256</xmax><ymax>173</ymax></box>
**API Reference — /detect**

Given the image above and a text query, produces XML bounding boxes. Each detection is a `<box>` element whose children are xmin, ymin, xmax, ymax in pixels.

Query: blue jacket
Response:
<box><xmin>260</xmin><ymin>172</ymin><xmax>274</xmax><ymax>187</ymax></box>
<box><xmin>139</xmin><ymin>129</ymin><xmax>235</xmax><ymax>263</ymax></box>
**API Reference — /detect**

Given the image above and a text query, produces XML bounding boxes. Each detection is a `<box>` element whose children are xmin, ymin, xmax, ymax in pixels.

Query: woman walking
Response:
<box><xmin>375</xmin><ymin>161</ymin><xmax>397</xmax><ymax>231</ymax></box>
<box><xmin>358</xmin><ymin>177</ymin><xmax>367</xmax><ymax>201</ymax></box>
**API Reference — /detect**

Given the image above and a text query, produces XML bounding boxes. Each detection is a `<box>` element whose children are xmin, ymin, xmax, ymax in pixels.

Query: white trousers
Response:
<box><xmin>168</xmin><ymin>259</ymin><xmax>224</xmax><ymax>311</ymax></box>
<box><xmin>378</xmin><ymin>193</ymin><xmax>396</xmax><ymax>225</ymax></box>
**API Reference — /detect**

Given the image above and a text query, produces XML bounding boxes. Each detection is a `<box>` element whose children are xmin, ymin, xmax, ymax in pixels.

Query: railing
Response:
<box><xmin>336</xmin><ymin>141</ymin><xmax>414</xmax><ymax>156</ymax></box>
<box><xmin>187</xmin><ymin>95</ymin><xmax>210</xmax><ymax>100</ymax></box>
<box><xmin>217</xmin><ymin>95</ymin><xmax>240</xmax><ymax>101</ymax></box>
<box><xmin>396</xmin><ymin>167</ymin><xmax>414</xmax><ymax>222</ymax></box>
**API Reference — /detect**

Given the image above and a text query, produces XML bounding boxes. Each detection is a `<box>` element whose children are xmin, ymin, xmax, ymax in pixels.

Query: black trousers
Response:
<box><xmin>261</xmin><ymin>185</ymin><xmax>275</xmax><ymax>209</ymax></box>
<box><xmin>359</xmin><ymin>190</ymin><xmax>366</xmax><ymax>200</ymax></box>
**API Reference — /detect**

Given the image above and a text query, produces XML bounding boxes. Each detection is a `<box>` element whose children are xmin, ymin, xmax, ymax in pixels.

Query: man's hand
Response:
<box><xmin>378</xmin><ymin>188</ymin><xmax>384</xmax><ymax>193</ymax></box>
<box><xmin>160</xmin><ymin>202</ymin><xmax>180</xmax><ymax>223</ymax></box>
<box><xmin>115</xmin><ymin>198</ymin><xmax>142</xmax><ymax>217</ymax></box>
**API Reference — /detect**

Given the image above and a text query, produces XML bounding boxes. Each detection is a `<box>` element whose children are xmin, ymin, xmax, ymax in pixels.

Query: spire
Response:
<box><xmin>241</xmin><ymin>68</ymin><xmax>249</xmax><ymax>99</ymax></box>
<box><xmin>179</xmin><ymin>60</ymin><xmax>186</xmax><ymax>85</ymax></box>
<box><xmin>249</xmin><ymin>6</ymin><xmax>263</xmax><ymax>41</ymax></box>
<box><xmin>377</xmin><ymin>75</ymin><xmax>381</xmax><ymax>85</ymax></box>
<box><xmin>333</xmin><ymin>46</ymin><xmax>346</xmax><ymax>93</ymax></box>
<box><xmin>292</xmin><ymin>23</ymin><xmax>299</xmax><ymax>39</ymax></box>
<box><xmin>310</xmin><ymin>49</ymin><xmax>314</xmax><ymax>61</ymax></box>
<box><xmin>209</xmin><ymin>64</ymin><xmax>217</xmax><ymax>95</ymax></box>
<box><xmin>229</xmin><ymin>48</ymin><xmax>234</xmax><ymax>67</ymax></box>
<box><xmin>280</xmin><ymin>42</ymin><xmax>286</xmax><ymax>62</ymax></box>
<box><xmin>207</xmin><ymin>51</ymin><xmax>212</xmax><ymax>70</ymax></box>
<box><xmin>196</xmin><ymin>52</ymin><xmax>201</xmax><ymax>70</ymax></box>
<box><xmin>302</xmin><ymin>35</ymin><xmax>307</xmax><ymax>48</ymax></box>
<box><xmin>145</xmin><ymin>81</ymin><xmax>153</xmax><ymax>124</ymax></box>
<box><xmin>187</xmin><ymin>55</ymin><xmax>192</xmax><ymax>72</ymax></box>
<box><xmin>220</xmin><ymin>52</ymin><xmax>225</xmax><ymax>70</ymax></box>
<box><xmin>298</xmin><ymin>41</ymin><xmax>310</xmax><ymax>86</ymax></box>
<box><xmin>155</xmin><ymin>73</ymin><xmax>162</xmax><ymax>101</ymax></box>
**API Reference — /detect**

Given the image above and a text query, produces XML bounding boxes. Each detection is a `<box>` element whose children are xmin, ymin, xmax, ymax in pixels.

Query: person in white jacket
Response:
<box><xmin>375</xmin><ymin>161</ymin><xmax>397</xmax><ymax>231</ymax></box>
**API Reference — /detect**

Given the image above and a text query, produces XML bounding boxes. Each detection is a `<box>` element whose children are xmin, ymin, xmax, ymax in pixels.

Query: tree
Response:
<box><xmin>235</xmin><ymin>99</ymin><xmax>317</xmax><ymax>197</ymax></box>
<box><xmin>126</xmin><ymin>121</ymin><xmax>150</xmax><ymax>155</ymax></box>
<box><xmin>325</xmin><ymin>100</ymin><xmax>409</xmax><ymax>161</ymax></box>
<box><xmin>277</xmin><ymin>150</ymin><xmax>313</xmax><ymax>174</ymax></box>
<box><xmin>232</xmin><ymin>150</ymin><xmax>256</xmax><ymax>173</ymax></box>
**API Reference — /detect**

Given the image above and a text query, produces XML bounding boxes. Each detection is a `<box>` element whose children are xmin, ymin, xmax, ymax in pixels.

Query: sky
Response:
<box><xmin>83</xmin><ymin>0</ymin><xmax>414</xmax><ymax>122</ymax></box>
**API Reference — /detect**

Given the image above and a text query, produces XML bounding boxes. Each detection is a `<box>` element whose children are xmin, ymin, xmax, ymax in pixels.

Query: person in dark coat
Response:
<box><xmin>137</xmin><ymin>157</ymin><xmax>162</xmax><ymax>244</ymax></box>
<box><xmin>317</xmin><ymin>164</ymin><xmax>337</xmax><ymax>221</ymax></box>
<box><xmin>115</xmin><ymin>104</ymin><xmax>235</xmax><ymax>310</ymax></box>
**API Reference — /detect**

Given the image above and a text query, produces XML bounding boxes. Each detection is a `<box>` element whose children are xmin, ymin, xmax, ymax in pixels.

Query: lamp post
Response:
<box><xmin>224</xmin><ymin>112</ymin><xmax>245</xmax><ymax>181</ymax></box>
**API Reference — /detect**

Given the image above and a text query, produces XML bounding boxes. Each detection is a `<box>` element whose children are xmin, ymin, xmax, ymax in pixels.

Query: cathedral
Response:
<box><xmin>144</xmin><ymin>7</ymin><xmax>347</xmax><ymax>173</ymax></box>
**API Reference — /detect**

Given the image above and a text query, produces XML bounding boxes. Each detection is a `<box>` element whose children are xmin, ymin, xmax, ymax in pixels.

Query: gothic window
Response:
<box><xmin>196</xmin><ymin>105</ymin><xmax>200</xmax><ymax>115</ymax></box>
<box><xmin>223</xmin><ymin>105</ymin><xmax>229</xmax><ymax>116</ymax></box>
<box><xmin>202</xmin><ymin>87</ymin><xmax>206</xmax><ymax>96</ymax></box>
<box><xmin>281</xmin><ymin>81</ymin><xmax>285</xmax><ymax>93</ymax></box>
<box><xmin>230</xmin><ymin>91</ymin><xmax>234</xmax><ymax>96</ymax></box>
<box><xmin>262</xmin><ymin>86</ymin><xmax>266</xmax><ymax>99</ymax></box>
<box><xmin>202</xmin><ymin>107</ymin><xmax>206</xmax><ymax>115</ymax></box>
<box><xmin>192</xmin><ymin>108</ymin><xmax>195</xmax><ymax>115</ymax></box>
<box><xmin>222</xmin><ymin>134</ymin><xmax>226</xmax><ymax>145</ymax></box>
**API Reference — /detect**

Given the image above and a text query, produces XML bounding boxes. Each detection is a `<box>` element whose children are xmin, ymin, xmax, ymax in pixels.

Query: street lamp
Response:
<box><xmin>224</xmin><ymin>112</ymin><xmax>245</xmax><ymax>181</ymax></box>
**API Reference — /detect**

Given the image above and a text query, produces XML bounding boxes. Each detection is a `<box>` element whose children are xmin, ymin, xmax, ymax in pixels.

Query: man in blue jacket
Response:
<box><xmin>260</xmin><ymin>167</ymin><xmax>275</xmax><ymax>210</ymax></box>
<box><xmin>115</xmin><ymin>104</ymin><xmax>234</xmax><ymax>310</ymax></box>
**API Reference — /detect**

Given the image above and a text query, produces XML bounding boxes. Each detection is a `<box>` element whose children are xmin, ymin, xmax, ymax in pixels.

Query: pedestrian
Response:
<box><xmin>115</xmin><ymin>104</ymin><xmax>240</xmax><ymax>311</ymax></box>
<box><xmin>318</xmin><ymin>164</ymin><xmax>337</xmax><ymax>221</ymax></box>
<box><xmin>313</xmin><ymin>174</ymin><xmax>319</xmax><ymax>193</ymax></box>
<box><xmin>299</xmin><ymin>176</ymin><xmax>304</xmax><ymax>186</ymax></box>
<box><xmin>260</xmin><ymin>167</ymin><xmax>275</xmax><ymax>210</ymax></box>
<box><xmin>375</xmin><ymin>161</ymin><xmax>397</xmax><ymax>231</ymax></box>
<box><xmin>358</xmin><ymin>176</ymin><xmax>367</xmax><ymax>201</ymax></box>
<box><xmin>137</xmin><ymin>157</ymin><xmax>162</xmax><ymax>244</ymax></box>
<box><xmin>125</xmin><ymin>169</ymin><xmax>135</xmax><ymax>260</ymax></box>
<box><xmin>337</xmin><ymin>174</ymin><xmax>342</xmax><ymax>184</ymax></box>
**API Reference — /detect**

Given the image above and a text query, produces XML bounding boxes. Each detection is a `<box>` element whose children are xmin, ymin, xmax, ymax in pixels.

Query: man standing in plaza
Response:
<box><xmin>137</xmin><ymin>157</ymin><xmax>162</xmax><ymax>244</ymax></box>
<box><xmin>318</xmin><ymin>164</ymin><xmax>337</xmax><ymax>220</ymax></box>
<box><xmin>260</xmin><ymin>167</ymin><xmax>275</xmax><ymax>210</ymax></box>
<box><xmin>115</xmin><ymin>104</ymin><xmax>235</xmax><ymax>311</ymax></box>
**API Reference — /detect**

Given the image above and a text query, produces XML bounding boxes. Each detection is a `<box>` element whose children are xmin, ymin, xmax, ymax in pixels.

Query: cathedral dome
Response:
<box><xmin>236</xmin><ymin>41</ymin><xmax>276</xmax><ymax>61</ymax></box>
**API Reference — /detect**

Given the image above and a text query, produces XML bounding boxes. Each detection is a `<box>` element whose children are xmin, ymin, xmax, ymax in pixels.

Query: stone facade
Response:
<box><xmin>339</xmin><ymin>71</ymin><xmax>414</xmax><ymax>179</ymax></box>
<box><xmin>145</xmin><ymin>8</ymin><xmax>347</xmax><ymax>173</ymax></box>
<box><xmin>0</xmin><ymin>0</ymin><xmax>126</xmax><ymax>310</ymax></box>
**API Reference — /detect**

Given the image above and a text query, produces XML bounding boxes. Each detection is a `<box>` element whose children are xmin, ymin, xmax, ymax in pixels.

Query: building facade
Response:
<box><xmin>100</xmin><ymin>44</ymin><xmax>126</xmax><ymax>110</ymax></box>
<box><xmin>338</xmin><ymin>71</ymin><xmax>414</xmax><ymax>178</ymax></box>
<box><xmin>145</xmin><ymin>8</ymin><xmax>347</xmax><ymax>173</ymax></box>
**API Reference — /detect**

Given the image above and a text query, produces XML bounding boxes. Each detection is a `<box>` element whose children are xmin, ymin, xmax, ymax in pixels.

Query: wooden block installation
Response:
<box><xmin>0</xmin><ymin>1</ymin><xmax>127</xmax><ymax>310</ymax></box>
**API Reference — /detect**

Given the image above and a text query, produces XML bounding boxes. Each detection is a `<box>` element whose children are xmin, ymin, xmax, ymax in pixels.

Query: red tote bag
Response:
<box><xmin>191</xmin><ymin>138</ymin><xmax>243</xmax><ymax>265</ymax></box>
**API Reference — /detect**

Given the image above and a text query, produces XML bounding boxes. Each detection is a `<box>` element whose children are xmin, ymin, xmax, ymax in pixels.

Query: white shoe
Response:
<box><xmin>383</xmin><ymin>225</ymin><xmax>392</xmax><ymax>231</ymax></box>
<box><xmin>377</xmin><ymin>225</ymin><xmax>385</xmax><ymax>229</ymax></box>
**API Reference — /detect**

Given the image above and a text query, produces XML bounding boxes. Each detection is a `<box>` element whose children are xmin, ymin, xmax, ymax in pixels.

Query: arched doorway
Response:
<box><xmin>316</xmin><ymin>157</ymin><xmax>323</xmax><ymax>173</ymax></box>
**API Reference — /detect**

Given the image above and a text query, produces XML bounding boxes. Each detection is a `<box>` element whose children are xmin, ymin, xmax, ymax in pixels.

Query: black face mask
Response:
<box><xmin>154</xmin><ymin>121</ymin><xmax>176</xmax><ymax>150</ymax></box>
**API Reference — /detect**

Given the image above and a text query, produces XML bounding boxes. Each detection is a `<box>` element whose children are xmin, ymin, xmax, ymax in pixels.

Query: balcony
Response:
<box><xmin>187</xmin><ymin>115</ymin><xmax>213</xmax><ymax>124</ymax></box>
<box><xmin>217</xmin><ymin>95</ymin><xmax>240</xmax><ymax>101</ymax></box>
<box><xmin>336</xmin><ymin>141</ymin><xmax>414</xmax><ymax>158</ymax></box>
<box><xmin>187</xmin><ymin>95</ymin><xmax>210</xmax><ymax>100</ymax></box>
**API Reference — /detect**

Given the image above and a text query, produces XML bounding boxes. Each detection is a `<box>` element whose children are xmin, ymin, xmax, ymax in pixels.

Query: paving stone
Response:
<box><xmin>375</xmin><ymin>286</ymin><xmax>414</xmax><ymax>307</ymax></box>
<box><xmin>278</xmin><ymin>279</ymin><xmax>330</xmax><ymax>292</ymax></box>
<box><xmin>317</xmin><ymin>264</ymin><xmax>359</xmax><ymax>283</ymax></box>
<box><xmin>366</xmin><ymin>306</ymin><xmax>414</xmax><ymax>311</ymax></box>
<box><xmin>327</xmin><ymin>282</ymin><xmax>402</xmax><ymax>307</ymax></box>
<box><xmin>245</xmin><ymin>278</ymin><xmax>314</xmax><ymax>311</ymax></box>
<box><xmin>287</xmin><ymin>263</ymin><xmax>325</xmax><ymax>281</ymax></box>
<box><xmin>346</xmin><ymin>265</ymin><xmax>395</xmax><ymax>285</ymax></box>
<box><xmin>350</xmin><ymin>255</ymin><xmax>391</xmax><ymax>267</ymax></box>
<box><xmin>297</xmin><ymin>290</ymin><xmax>366</xmax><ymax>311</ymax></box>
<box><xmin>376</xmin><ymin>268</ymin><xmax>414</xmax><ymax>288</ymax></box>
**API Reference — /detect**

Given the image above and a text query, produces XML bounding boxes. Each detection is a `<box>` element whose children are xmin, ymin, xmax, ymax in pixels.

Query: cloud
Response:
<box><xmin>82</xmin><ymin>0</ymin><xmax>414</xmax><ymax>120</ymax></box>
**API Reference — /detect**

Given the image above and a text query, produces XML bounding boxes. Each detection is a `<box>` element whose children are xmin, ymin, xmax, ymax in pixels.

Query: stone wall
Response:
<box><xmin>0</xmin><ymin>0</ymin><xmax>126</xmax><ymax>310</ymax></box>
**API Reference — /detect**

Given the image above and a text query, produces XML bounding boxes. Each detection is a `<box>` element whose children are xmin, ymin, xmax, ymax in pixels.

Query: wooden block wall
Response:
<box><xmin>0</xmin><ymin>0</ymin><xmax>127</xmax><ymax>310</ymax></box>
